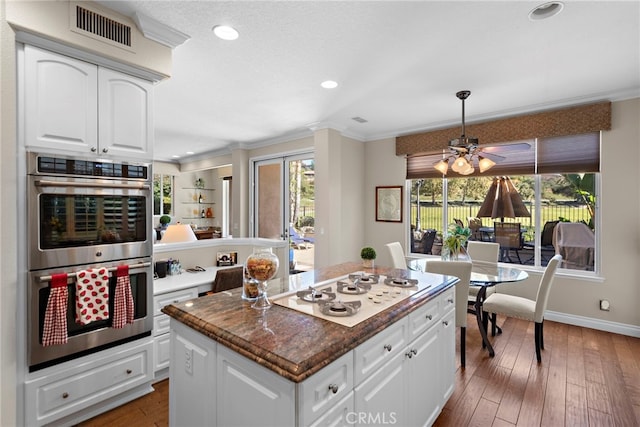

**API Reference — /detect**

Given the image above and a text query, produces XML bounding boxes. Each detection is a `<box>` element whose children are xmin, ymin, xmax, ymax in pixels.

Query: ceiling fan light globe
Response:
<box><xmin>460</xmin><ymin>165</ymin><xmax>475</xmax><ymax>175</ymax></box>
<box><xmin>478</xmin><ymin>157</ymin><xmax>496</xmax><ymax>173</ymax></box>
<box><xmin>451</xmin><ymin>156</ymin><xmax>469</xmax><ymax>173</ymax></box>
<box><xmin>434</xmin><ymin>159</ymin><xmax>449</xmax><ymax>175</ymax></box>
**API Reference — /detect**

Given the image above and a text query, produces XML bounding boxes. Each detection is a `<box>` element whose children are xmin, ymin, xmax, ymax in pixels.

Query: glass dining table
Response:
<box><xmin>408</xmin><ymin>259</ymin><xmax>528</xmax><ymax>357</ymax></box>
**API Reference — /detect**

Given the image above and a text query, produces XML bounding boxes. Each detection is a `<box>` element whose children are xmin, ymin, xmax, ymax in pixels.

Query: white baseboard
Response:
<box><xmin>545</xmin><ymin>310</ymin><xmax>640</xmax><ymax>338</ymax></box>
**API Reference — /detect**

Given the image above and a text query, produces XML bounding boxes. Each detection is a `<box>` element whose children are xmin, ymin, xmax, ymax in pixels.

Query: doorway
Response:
<box><xmin>253</xmin><ymin>153</ymin><xmax>315</xmax><ymax>271</ymax></box>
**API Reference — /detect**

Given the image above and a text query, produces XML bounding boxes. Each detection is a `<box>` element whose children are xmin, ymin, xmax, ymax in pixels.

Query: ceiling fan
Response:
<box><xmin>434</xmin><ymin>90</ymin><xmax>529</xmax><ymax>176</ymax></box>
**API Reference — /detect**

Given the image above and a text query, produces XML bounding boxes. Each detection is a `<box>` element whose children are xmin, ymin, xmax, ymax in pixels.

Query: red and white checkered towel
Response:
<box><xmin>75</xmin><ymin>267</ymin><xmax>109</xmax><ymax>325</ymax></box>
<box><xmin>42</xmin><ymin>273</ymin><xmax>69</xmax><ymax>346</ymax></box>
<box><xmin>113</xmin><ymin>265</ymin><xmax>134</xmax><ymax>328</ymax></box>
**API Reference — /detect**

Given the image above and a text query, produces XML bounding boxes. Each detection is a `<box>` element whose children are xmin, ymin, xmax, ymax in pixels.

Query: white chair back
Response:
<box><xmin>385</xmin><ymin>242</ymin><xmax>406</xmax><ymax>269</ymax></box>
<box><xmin>534</xmin><ymin>254</ymin><xmax>562</xmax><ymax>322</ymax></box>
<box><xmin>424</xmin><ymin>260</ymin><xmax>472</xmax><ymax>328</ymax></box>
<box><xmin>466</xmin><ymin>241</ymin><xmax>499</xmax><ymax>263</ymax></box>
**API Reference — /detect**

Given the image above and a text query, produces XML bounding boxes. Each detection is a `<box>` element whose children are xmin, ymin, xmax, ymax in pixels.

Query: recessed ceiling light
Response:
<box><xmin>212</xmin><ymin>25</ymin><xmax>239</xmax><ymax>40</ymax></box>
<box><xmin>186</xmin><ymin>151</ymin><xmax>194</xmax><ymax>155</ymax></box>
<box><xmin>321</xmin><ymin>80</ymin><xmax>338</xmax><ymax>89</ymax></box>
<box><xmin>172</xmin><ymin>155</ymin><xmax>180</xmax><ymax>158</ymax></box>
<box><xmin>529</xmin><ymin>2</ymin><xmax>564</xmax><ymax>21</ymax></box>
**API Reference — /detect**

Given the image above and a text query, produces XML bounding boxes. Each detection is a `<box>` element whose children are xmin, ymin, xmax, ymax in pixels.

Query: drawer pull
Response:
<box><xmin>328</xmin><ymin>384</ymin><xmax>339</xmax><ymax>394</ymax></box>
<box><xmin>383</xmin><ymin>344</ymin><xmax>392</xmax><ymax>352</ymax></box>
<box><xmin>425</xmin><ymin>314</ymin><xmax>433</xmax><ymax>320</ymax></box>
<box><xmin>447</xmin><ymin>298</ymin><xmax>454</xmax><ymax>304</ymax></box>
<box><xmin>62</xmin><ymin>392</ymin><xmax>69</xmax><ymax>399</ymax></box>
<box><xmin>126</xmin><ymin>369</ymin><xmax>132</xmax><ymax>375</ymax></box>
<box><xmin>173</xmin><ymin>300</ymin><xmax>179</xmax><ymax>303</ymax></box>
<box><xmin>405</xmin><ymin>348</ymin><xmax>417</xmax><ymax>359</ymax></box>
<box><xmin>443</xmin><ymin>320</ymin><xmax>449</xmax><ymax>326</ymax></box>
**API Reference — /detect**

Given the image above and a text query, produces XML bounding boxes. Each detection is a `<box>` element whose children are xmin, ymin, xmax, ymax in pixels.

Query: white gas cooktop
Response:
<box><xmin>272</xmin><ymin>272</ymin><xmax>432</xmax><ymax>327</ymax></box>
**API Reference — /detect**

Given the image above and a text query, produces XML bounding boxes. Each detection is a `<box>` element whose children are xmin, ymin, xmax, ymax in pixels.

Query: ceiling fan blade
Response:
<box><xmin>477</xmin><ymin>150</ymin><xmax>506</xmax><ymax>162</ymax></box>
<box><xmin>480</xmin><ymin>141</ymin><xmax>532</xmax><ymax>153</ymax></box>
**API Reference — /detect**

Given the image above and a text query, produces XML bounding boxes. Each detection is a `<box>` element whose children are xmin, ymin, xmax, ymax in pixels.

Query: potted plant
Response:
<box><xmin>442</xmin><ymin>223</ymin><xmax>471</xmax><ymax>260</ymax></box>
<box><xmin>360</xmin><ymin>246</ymin><xmax>377</xmax><ymax>268</ymax></box>
<box><xmin>159</xmin><ymin>215</ymin><xmax>171</xmax><ymax>229</ymax></box>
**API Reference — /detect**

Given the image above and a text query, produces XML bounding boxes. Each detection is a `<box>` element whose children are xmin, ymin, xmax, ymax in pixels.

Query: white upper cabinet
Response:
<box><xmin>24</xmin><ymin>45</ymin><xmax>98</xmax><ymax>154</ymax></box>
<box><xmin>23</xmin><ymin>45</ymin><xmax>153</xmax><ymax>160</ymax></box>
<box><xmin>98</xmin><ymin>67</ymin><xmax>153</xmax><ymax>158</ymax></box>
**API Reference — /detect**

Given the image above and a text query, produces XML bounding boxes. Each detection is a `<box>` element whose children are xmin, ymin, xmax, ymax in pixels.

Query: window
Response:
<box><xmin>153</xmin><ymin>173</ymin><xmax>173</xmax><ymax>216</ymax></box>
<box><xmin>408</xmin><ymin>133</ymin><xmax>599</xmax><ymax>273</ymax></box>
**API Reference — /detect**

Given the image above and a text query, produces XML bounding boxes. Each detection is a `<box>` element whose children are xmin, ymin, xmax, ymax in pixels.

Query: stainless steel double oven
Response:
<box><xmin>27</xmin><ymin>153</ymin><xmax>154</xmax><ymax>371</ymax></box>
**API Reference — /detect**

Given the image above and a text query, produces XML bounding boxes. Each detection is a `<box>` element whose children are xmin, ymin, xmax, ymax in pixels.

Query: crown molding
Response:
<box><xmin>133</xmin><ymin>12</ymin><xmax>190</xmax><ymax>49</ymax></box>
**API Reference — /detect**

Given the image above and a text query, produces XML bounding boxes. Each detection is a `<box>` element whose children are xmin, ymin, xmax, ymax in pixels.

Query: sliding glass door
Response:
<box><xmin>253</xmin><ymin>153</ymin><xmax>315</xmax><ymax>271</ymax></box>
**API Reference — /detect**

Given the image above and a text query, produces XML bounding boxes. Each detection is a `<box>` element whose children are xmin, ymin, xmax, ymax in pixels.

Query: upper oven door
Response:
<box><xmin>28</xmin><ymin>174</ymin><xmax>152</xmax><ymax>270</ymax></box>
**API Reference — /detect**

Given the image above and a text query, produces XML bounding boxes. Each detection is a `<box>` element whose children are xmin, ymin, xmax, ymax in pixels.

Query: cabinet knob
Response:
<box><xmin>405</xmin><ymin>350</ymin><xmax>414</xmax><ymax>359</ymax></box>
<box><xmin>90</xmin><ymin>147</ymin><xmax>97</xmax><ymax>152</ymax></box>
<box><xmin>425</xmin><ymin>314</ymin><xmax>433</xmax><ymax>320</ymax></box>
<box><xmin>443</xmin><ymin>320</ymin><xmax>449</xmax><ymax>326</ymax></box>
<box><xmin>62</xmin><ymin>392</ymin><xmax>69</xmax><ymax>399</ymax></box>
<box><xmin>383</xmin><ymin>344</ymin><xmax>392</xmax><ymax>352</ymax></box>
<box><xmin>447</xmin><ymin>298</ymin><xmax>454</xmax><ymax>304</ymax></box>
<box><xmin>328</xmin><ymin>384</ymin><xmax>339</xmax><ymax>394</ymax></box>
<box><xmin>102</xmin><ymin>147</ymin><xmax>109</xmax><ymax>153</ymax></box>
<box><xmin>126</xmin><ymin>369</ymin><xmax>132</xmax><ymax>375</ymax></box>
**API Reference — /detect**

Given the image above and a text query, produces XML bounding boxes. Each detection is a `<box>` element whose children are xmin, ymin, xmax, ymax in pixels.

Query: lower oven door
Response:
<box><xmin>28</xmin><ymin>257</ymin><xmax>153</xmax><ymax>372</ymax></box>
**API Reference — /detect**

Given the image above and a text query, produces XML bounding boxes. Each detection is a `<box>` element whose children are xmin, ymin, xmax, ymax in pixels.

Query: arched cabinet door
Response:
<box><xmin>98</xmin><ymin>67</ymin><xmax>153</xmax><ymax>159</ymax></box>
<box><xmin>24</xmin><ymin>44</ymin><xmax>98</xmax><ymax>154</ymax></box>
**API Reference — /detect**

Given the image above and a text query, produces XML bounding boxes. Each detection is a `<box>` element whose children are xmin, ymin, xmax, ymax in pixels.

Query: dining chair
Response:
<box><xmin>385</xmin><ymin>242</ymin><xmax>407</xmax><ymax>269</ymax></box>
<box><xmin>424</xmin><ymin>260</ymin><xmax>472</xmax><ymax>368</ymax></box>
<box><xmin>481</xmin><ymin>254</ymin><xmax>562</xmax><ymax>362</ymax></box>
<box><xmin>465</xmin><ymin>241</ymin><xmax>500</xmax><ymax>331</ymax></box>
<box><xmin>494</xmin><ymin>222</ymin><xmax>524</xmax><ymax>263</ymax></box>
<box><xmin>211</xmin><ymin>266</ymin><xmax>245</xmax><ymax>293</ymax></box>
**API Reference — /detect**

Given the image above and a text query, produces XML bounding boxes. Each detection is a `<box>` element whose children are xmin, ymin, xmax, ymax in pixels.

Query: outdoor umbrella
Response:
<box><xmin>477</xmin><ymin>176</ymin><xmax>531</xmax><ymax>221</ymax></box>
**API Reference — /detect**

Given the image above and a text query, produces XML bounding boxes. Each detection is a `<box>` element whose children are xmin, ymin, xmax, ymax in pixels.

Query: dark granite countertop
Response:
<box><xmin>161</xmin><ymin>261</ymin><xmax>455</xmax><ymax>382</ymax></box>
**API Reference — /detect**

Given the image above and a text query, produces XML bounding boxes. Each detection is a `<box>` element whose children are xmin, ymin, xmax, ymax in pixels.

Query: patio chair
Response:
<box><xmin>467</xmin><ymin>217</ymin><xmax>484</xmax><ymax>241</ymax></box>
<box><xmin>289</xmin><ymin>226</ymin><xmax>314</xmax><ymax>249</ymax></box>
<box><xmin>523</xmin><ymin>220</ymin><xmax>559</xmax><ymax>263</ymax></box>
<box><xmin>418</xmin><ymin>229</ymin><xmax>436</xmax><ymax>254</ymax></box>
<box><xmin>494</xmin><ymin>222</ymin><xmax>524</xmax><ymax>263</ymax></box>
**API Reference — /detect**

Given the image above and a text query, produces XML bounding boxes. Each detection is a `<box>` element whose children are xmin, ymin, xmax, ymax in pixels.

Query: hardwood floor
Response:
<box><xmin>78</xmin><ymin>315</ymin><xmax>640</xmax><ymax>427</ymax></box>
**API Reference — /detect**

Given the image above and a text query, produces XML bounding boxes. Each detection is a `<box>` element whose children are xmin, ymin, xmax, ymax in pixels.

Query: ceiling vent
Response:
<box><xmin>70</xmin><ymin>2</ymin><xmax>134</xmax><ymax>51</ymax></box>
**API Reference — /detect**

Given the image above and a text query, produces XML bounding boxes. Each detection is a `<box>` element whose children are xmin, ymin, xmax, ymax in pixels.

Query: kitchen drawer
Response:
<box><xmin>353</xmin><ymin>316</ymin><xmax>408</xmax><ymax>386</ymax></box>
<box><xmin>298</xmin><ymin>351</ymin><xmax>354</xmax><ymax>427</ymax></box>
<box><xmin>408</xmin><ymin>293</ymin><xmax>443</xmax><ymax>340</ymax></box>
<box><xmin>25</xmin><ymin>338</ymin><xmax>153</xmax><ymax>426</ymax></box>
<box><xmin>441</xmin><ymin>286</ymin><xmax>456</xmax><ymax>315</ymax></box>
<box><xmin>154</xmin><ymin>313</ymin><xmax>171</xmax><ymax>337</ymax></box>
<box><xmin>154</xmin><ymin>288</ymin><xmax>198</xmax><ymax>316</ymax></box>
<box><xmin>308</xmin><ymin>390</ymin><xmax>354</xmax><ymax>427</ymax></box>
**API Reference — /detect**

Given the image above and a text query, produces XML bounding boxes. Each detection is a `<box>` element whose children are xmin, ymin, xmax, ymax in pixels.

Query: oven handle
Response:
<box><xmin>38</xmin><ymin>261</ymin><xmax>151</xmax><ymax>282</ymax></box>
<box><xmin>34</xmin><ymin>179</ymin><xmax>150</xmax><ymax>190</ymax></box>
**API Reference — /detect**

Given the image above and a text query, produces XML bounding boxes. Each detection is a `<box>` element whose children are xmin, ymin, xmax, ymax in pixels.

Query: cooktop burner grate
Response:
<box><xmin>296</xmin><ymin>286</ymin><xmax>336</xmax><ymax>303</ymax></box>
<box><xmin>318</xmin><ymin>300</ymin><xmax>362</xmax><ymax>317</ymax></box>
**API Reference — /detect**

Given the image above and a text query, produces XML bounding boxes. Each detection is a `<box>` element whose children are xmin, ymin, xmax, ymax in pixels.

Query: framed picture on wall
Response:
<box><xmin>376</xmin><ymin>186</ymin><xmax>403</xmax><ymax>222</ymax></box>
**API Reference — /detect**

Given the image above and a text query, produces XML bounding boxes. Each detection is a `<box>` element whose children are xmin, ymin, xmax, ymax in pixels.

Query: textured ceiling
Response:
<box><xmin>96</xmin><ymin>1</ymin><xmax>640</xmax><ymax>162</ymax></box>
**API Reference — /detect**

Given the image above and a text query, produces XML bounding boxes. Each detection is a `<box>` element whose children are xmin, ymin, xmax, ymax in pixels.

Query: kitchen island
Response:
<box><xmin>162</xmin><ymin>262</ymin><xmax>457</xmax><ymax>426</ymax></box>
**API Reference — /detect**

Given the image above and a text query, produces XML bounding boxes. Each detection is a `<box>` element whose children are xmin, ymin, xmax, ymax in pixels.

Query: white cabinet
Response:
<box><xmin>24</xmin><ymin>338</ymin><xmax>153</xmax><ymax>426</ymax></box>
<box><xmin>23</xmin><ymin>44</ymin><xmax>153</xmax><ymax>159</ymax></box>
<box><xmin>217</xmin><ymin>344</ymin><xmax>296</xmax><ymax>427</ymax></box>
<box><xmin>98</xmin><ymin>67</ymin><xmax>153</xmax><ymax>158</ymax></box>
<box><xmin>167</xmin><ymin>287</ymin><xmax>456</xmax><ymax>427</ymax></box>
<box><xmin>153</xmin><ymin>287</ymin><xmax>199</xmax><ymax>379</ymax></box>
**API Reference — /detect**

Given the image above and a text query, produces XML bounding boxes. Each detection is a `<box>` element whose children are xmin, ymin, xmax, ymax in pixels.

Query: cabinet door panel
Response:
<box><xmin>354</xmin><ymin>351</ymin><xmax>406</xmax><ymax>427</ymax></box>
<box><xmin>408</xmin><ymin>322</ymin><xmax>442</xmax><ymax>427</ymax></box>
<box><xmin>24</xmin><ymin>45</ymin><xmax>98</xmax><ymax>153</ymax></box>
<box><xmin>217</xmin><ymin>345</ymin><xmax>295</xmax><ymax>427</ymax></box>
<box><xmin>99</xmin><ymin>67</ymin><xmax>153</xmax><ymax>159</ymax></box>
<box><xmin>440</xmin><ymin>309</ymin><xmax>456</xmax><ymax>403</ymax></box>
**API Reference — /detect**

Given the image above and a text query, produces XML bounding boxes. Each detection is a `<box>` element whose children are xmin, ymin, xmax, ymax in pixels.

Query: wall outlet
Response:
<box><xmin>599</xmin><ymin>299</ymin><xmax>610</xmax><ymax>311</ymax></box>
<box><xmin>185</xmin><ymin>347</ymin><xmax>193</xmax><ymax>374</ymax></box>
